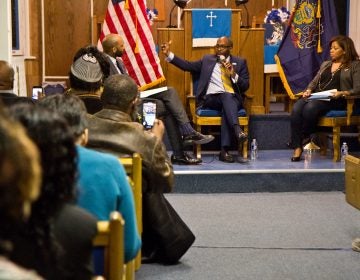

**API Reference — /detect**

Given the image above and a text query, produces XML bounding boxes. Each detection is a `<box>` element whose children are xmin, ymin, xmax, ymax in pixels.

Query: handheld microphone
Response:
<box><xmin>218</xmin><ymin>55</ymin><xmax>226</xmax><ymax>63</ymax></box>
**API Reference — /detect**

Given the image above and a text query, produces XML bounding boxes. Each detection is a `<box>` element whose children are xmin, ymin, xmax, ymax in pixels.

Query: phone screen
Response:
<box><xmin>32</xmin><ymin>87</ymin><xmax>43</xmax><ymax>100</ymax></box>
<box><xmin>142</xmin><ymin>102</ymin><xmax>156</xmax><ymax>130</ymax></box>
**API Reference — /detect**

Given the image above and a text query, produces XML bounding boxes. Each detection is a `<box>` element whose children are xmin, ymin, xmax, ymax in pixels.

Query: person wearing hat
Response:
<box><xmin>67</xmin><ymin>48</ymin><xmax>108</xmax><ymax>114</ymax></box>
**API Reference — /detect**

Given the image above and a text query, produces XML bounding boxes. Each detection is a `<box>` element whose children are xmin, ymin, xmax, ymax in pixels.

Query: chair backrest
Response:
<box><xmin>77</xmin><ymin>94</ymin><xmax>103</xmax><ymax>114</ymax></box>
<box><xmin>119</xmin><ymin>153</ymin><xmax>142</xmax><ymax>271</ymax></box>
<box><xmin>119</xmin><ymin>153</ymin><xmax>142</xmax><ymax>229</ymax></box>
<box><xmin>93</xmin><ymin>211</ymin><xmax>125</xmax><ymax>280</ymax></box>
<box><xmin>191</xmin><ymin>73</ymin><xmax>201</xmax><ymax>98</ymax></box>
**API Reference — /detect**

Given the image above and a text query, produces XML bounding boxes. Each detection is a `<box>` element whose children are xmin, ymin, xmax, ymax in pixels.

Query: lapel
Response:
<box><xmin>116</xmin><ymin>58</ymin><xmax>128</xmax><ymax>75</ymax></box>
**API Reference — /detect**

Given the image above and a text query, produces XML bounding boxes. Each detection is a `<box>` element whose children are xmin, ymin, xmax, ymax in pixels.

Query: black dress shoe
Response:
<box><xmin>171</xmin><ymin>152</ymin><xmax>202</xmax><ymax>165</ymax></box>
<box><xmin>219</xmin><ymin>151</ymin><xmax>235</xmax><ymax>163</ymax></box>
<box><xmin>183</xmin><ymin>132</ymin><xmax>214</xmax><ymax>146</ymax></box>
<box><xmin>237</xmin><ymin>131</ymin><xmax>248</xmax><ymax>144</ymax></box>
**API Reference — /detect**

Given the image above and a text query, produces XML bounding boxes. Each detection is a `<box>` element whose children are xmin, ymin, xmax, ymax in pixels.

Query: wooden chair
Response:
<box><xmin>119</xmin><ymin>153</ymin><xmax>142</xmax><ymax>272</ymax></box>
<box><xmin>187</xmin><ymin>77</ymin><xmax>249</xmax><ymax>159</ymax></box>
<box><xmin>317</xmin><ymin>96</ymin><xmax>360</xmax><ymax>161</ymax></box>
<box><xmin>93</xmin><ymin>211</ymin><xmax>125</xmax><ymax>280</ymax></box>
<box><xmin>345</xmin><ymin>155</ymin><xmax>360</xmax><ymax>210</ymax></box>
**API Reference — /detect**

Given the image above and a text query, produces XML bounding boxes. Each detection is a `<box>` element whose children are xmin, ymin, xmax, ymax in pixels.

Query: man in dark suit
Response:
<box><xmin>101</xmin><ymin>34</ymin><xmax>214</xmax><ymax>165</ymax></box>
<box><xmin>161</xmin><ymin>36</ymin><xmax>250</xmax><ymax>163</ymax></box>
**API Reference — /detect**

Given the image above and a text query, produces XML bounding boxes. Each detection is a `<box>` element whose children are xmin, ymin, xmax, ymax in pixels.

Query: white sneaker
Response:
<box><xmin>352</xmin><ymin>238</ymin><xmax>360</xmax><ymax>252</ymax></box>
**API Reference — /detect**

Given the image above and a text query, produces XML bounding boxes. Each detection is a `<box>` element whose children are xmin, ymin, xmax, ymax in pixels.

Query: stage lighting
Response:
<box><xmin>235</xmin><ymin>0</ymin><xmax>250</xmax><ymax>28</ymax></box>
<box><xmin>167</xmin><ymin>0</ymin><xmax>189</xmax><ymax>28</ymax></box>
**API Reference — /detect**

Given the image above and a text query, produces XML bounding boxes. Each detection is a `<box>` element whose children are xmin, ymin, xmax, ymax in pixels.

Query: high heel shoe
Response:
<box><xmin>291</xmin><ymin>156</ymin><xmax>301</xmax><ymax>162</ymax></box>
<box><xmin>291</xmin><ymin>148</ymin><xmax>303</xmax><ymax>162</ymax></box>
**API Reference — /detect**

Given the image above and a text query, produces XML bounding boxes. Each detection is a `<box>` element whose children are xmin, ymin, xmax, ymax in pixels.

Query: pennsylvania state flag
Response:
<box><xmin>192</xmin><ymin>9</ymin><xmax>231</xmax><ymax>47</ymax></box>
<box><xmin>275</xmin><ymin>0</ymin><xmax>339</xmax><ymax>99</ymax></box>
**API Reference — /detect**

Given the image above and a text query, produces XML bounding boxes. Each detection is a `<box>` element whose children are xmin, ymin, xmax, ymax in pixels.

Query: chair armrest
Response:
<box><xmin>345</xmin><ymin>95</ymin><xmax>360</xmax><ymax>125</ymax></box>
<box><xmin>187</xmin><ymin>95</ymin><xmax>196</xmax><ymax>121</ymax></box>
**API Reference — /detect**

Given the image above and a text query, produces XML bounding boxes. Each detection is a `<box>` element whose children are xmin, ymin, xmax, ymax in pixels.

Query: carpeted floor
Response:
<box><xmin>136</xmin><ymin>192</ymin><xmax>360</xmax><ymax>280</ymax></box>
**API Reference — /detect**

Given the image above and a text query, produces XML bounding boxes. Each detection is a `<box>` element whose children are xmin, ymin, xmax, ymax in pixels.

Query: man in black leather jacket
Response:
<box><xmin>86</xmin><ymin>74</ymin><xmax>195</xmax><ymax>264</ymax></box>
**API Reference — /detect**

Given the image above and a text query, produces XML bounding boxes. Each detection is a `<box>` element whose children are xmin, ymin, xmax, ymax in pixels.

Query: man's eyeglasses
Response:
<box><xmin>215</xmin><ymin>45</ymin><xmax>231</xmax><ymax>49</ymax></box>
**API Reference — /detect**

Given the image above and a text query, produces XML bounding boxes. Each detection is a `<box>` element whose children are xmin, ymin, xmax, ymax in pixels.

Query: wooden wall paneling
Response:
<box><xmin>151</xmin><ymin>0</ymin><xmax>288</xmax><ymax>32</ymax></box>
<box><xmin>157</xmin><ymin>28</ymin><xmax>186</xmax><ymax>105</ymax></box>
<box><xmin>26</xmin><ymin>0</ymin><xmax>276</xmax><ymax>99</ymax></box>
<box><xmin>25</xmin><ymin>0</ymin><xmax>42</xmax><ymax>97</ymax></box>
<box><xmin>154</xmin><ymin>0</ymin><xmax>165</xmax><ymax>21</ymax></box>
<box><xmin>43</xmin><ymin>0</ymin><xmax>92</xmax><ymax>79</ymax></box>
<box><xmin>239</xmin><ymin>28</ymin><xmax>265</xmax><ymax>114</ymax></box>
<box><xmin>93</xmin><ymin>0</ymin><xmax>108</xmax><ymax>19</ymax></box>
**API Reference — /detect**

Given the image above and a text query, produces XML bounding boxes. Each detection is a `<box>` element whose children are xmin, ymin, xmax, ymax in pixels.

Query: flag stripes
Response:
<box><xmin>99</xmin><ymin>0</ymin><xmax>165</xmax><ymax>90</ymax></box>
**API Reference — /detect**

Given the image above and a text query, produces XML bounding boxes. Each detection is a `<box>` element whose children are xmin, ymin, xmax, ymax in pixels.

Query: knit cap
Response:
<box><xmin>70</xmin><ymin>54</ymin><xmax>103</xmax><ymax>83</ymax></box>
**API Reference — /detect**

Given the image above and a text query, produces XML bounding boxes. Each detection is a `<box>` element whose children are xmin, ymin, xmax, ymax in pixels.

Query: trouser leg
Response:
<box><xmin>151</xmin><ymin>87</ymin><xmax>190</xmax><ymax>125</ymax></box>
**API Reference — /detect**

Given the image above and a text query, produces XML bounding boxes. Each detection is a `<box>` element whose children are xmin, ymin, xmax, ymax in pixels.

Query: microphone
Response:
<box><xmin>218</xmin><ymin>55</ymin><xmax>226</xmax><ymax>63</ymax></box>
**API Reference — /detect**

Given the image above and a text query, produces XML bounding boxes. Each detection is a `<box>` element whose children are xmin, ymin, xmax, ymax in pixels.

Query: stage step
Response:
<box><xmin>172</xmin><ymin>150</ymin><xmax>348</xmax><ymax>194</ymax></box>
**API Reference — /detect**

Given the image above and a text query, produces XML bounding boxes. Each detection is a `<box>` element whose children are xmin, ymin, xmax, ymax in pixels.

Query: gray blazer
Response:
<box><xmin>307</xmin><ymin>60</ymin><xmax>360</xmax><ymax>95</ymax></box>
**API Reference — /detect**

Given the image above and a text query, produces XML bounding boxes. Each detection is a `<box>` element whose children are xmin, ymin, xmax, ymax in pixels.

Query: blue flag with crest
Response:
<box><xmin>192</xmin><ymin>9</ymin><xmax>231</xmax><ymax>47</ymax></box>
<box><xmin>275</xmin><ymin>0</ymin><xmax>339</xmax><ymax>99</ymax></box>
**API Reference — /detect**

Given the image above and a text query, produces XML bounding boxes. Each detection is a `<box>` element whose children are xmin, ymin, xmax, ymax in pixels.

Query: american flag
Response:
<box><xmin>98</xmin><ymin>0</ymin><xmax>165</xmax><ymax>90</ymax></box>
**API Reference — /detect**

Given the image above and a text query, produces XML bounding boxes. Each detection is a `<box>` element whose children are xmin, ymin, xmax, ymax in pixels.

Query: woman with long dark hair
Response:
<box><xmin>290</xmin><ymin>35</ymin><xmax>360</xmax><ymax>161</ymax></box>
<box><xmin>8</xmin><ymin>104</ymin><xmax>97</xmax><ymax>280</ymax></box>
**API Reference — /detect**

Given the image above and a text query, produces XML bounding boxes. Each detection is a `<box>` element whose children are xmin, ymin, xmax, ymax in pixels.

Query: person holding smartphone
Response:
<box><xmin>86</xmin><ymin>74</ymin><xmax>195</xmax><ymax>264</ymax></box>
<box><xmin>101</xmin><ymin>34</ymin><xmax>214</xmax><ymax>165</ymax></box>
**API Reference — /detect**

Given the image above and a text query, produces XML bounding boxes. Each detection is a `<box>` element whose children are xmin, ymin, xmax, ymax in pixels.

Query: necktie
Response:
<box><xmin>221</xmin><ymin>65</ymin><xmax>234</xmax><ymax>93</ymax></box>
<box><xmin>116</xmin><ymin>58</ymin><xmax>127</xmax><ymax>75</ymax></box>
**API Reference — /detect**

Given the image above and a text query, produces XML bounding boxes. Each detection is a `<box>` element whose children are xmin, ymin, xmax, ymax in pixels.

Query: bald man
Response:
<box><xmin>101</xmin><ymin>34</ymin><xmax>214</xmax><ymax>165</ymax></box>
<box><xmin>0</xmin><ymin>60</ymin><xmax>32</xmax><ymax>106</ymax></box>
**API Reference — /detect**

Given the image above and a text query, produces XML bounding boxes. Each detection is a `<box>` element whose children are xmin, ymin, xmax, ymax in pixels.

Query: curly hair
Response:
<box><xmin>9</xmin><ymin>104</ymin><xmax>77</xmax><ymax>214</ymax></box>
<box><xmin>8</xmin><ymin>104</ymin><xmax>77</xmax><ymax>272</ymax></box>
<box><xmin>0</xmin><ymin>108</ymin><xmax>41</xmax><ymax>254</ymax></box>
<box><xmin>39</xmin><ymin>94</ymin><xmax>88</xmax><ymax>139</ymax></box>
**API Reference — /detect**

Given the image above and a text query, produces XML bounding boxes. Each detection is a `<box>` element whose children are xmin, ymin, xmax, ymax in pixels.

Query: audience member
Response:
<box><xmin>161</xmin><ymin>36</ymin><xmax>250</xmax><ymax>163</ymax></box>
<box><xmin>101</xmin><ymin>33</ymin><xmax>214</xmax><ymax>165</ymax></box>
<box><xmin>67</xmin><ymin>52</ymin><xmax>104</xmax><ymax>114</ymax></box>
<box><xmin>8</xmin><ymin>104</ymin><xmax>97</xmax><ymax>280</ymax></box>
<box><xmin>39</xmin><ymin>94</ymin><xmax>141</xmax><ymax>262</ymax></box>
<box><xmin>0</xmin><ymin>107</ymin><xmax>43</xmax><ymax>279</ymax></box>
<box><xmin>289</xmin><ymin>35</ymin><xmax>360</xmax><ymax>161</ymax></box>
<box><xmin>72</xmin><ymin>45</ymin><xmax>111</xmax><ymax>80</ymax></box>
<box><xmin>0</xmin><ymin>60</ymin><xmax>34</xmax><ymax>106</ymax></box>
<box><xmin>87</xmin><ymin>74</ymin><xmax>195</xmax><ymax>264</ymax></box>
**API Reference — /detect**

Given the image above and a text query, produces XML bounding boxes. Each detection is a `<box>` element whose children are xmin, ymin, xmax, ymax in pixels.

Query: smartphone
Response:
<box><xmin>142</xmin><ymin>102</ymin><xmax>157</xmax><ymax>130</ymax></box>
<box><xmin>32</xmin><ymin>86</ymin><xmax>43</xmax><ymax>100</ymax></box>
